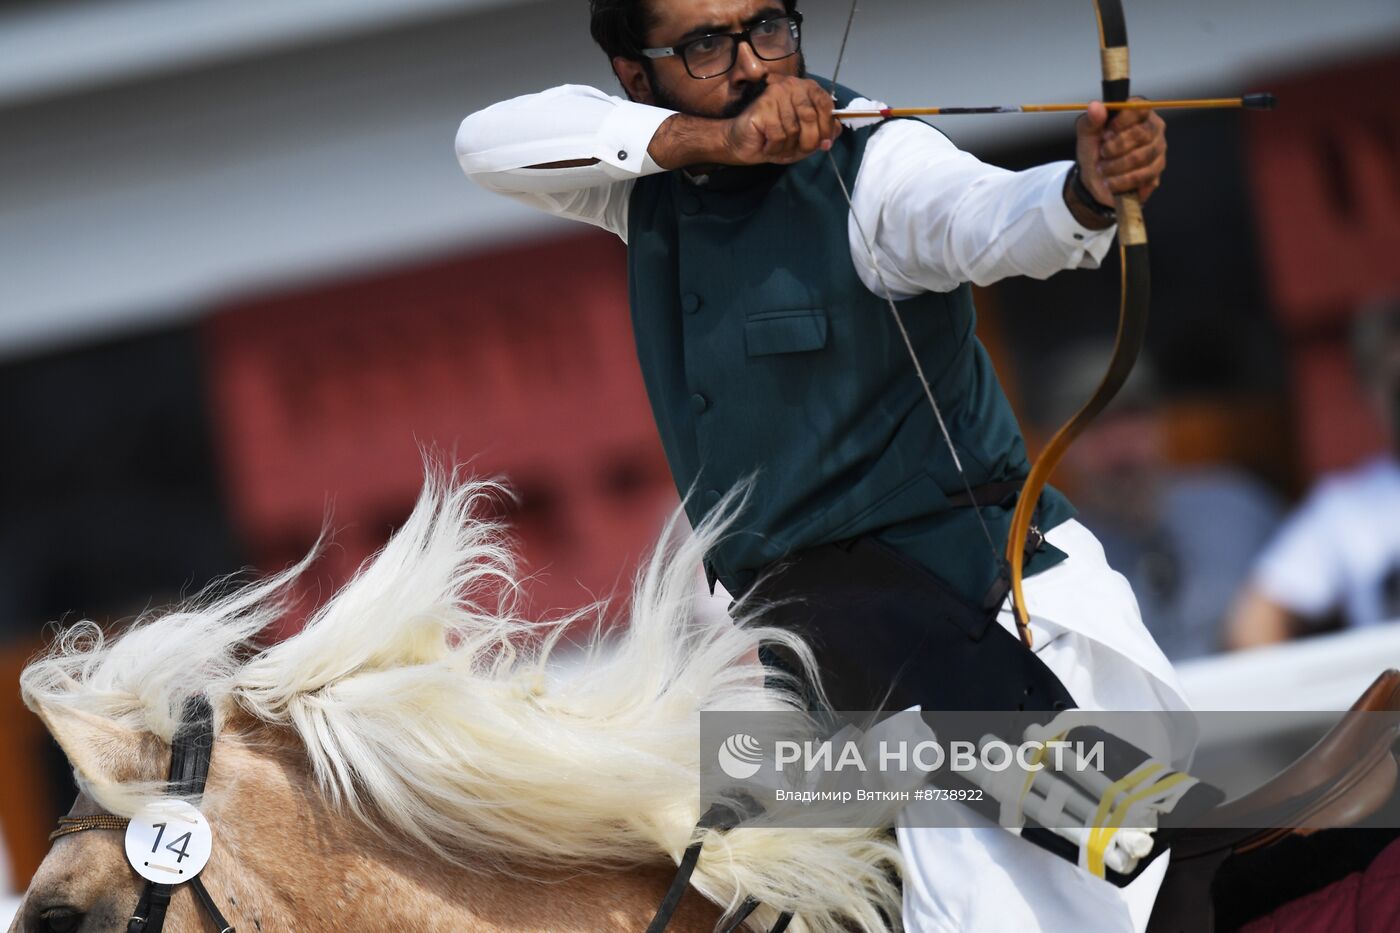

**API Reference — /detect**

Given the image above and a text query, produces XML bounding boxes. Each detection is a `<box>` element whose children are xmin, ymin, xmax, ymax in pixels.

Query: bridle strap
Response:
<box><xmin>646</xmin><ymin>800</ymin><xmax>794</xmax><ymax>933</ymax></box>
<box><xmin>720</xmin><ymin>896</ymin><xmax>792</xmax><ymax>932</ymax></box>
<box><xmin>51</xmin><ymin>814</ymin><xmax>130</xmax><ymax>839</ymax></box>
<box><xmin>128</xmin><ymin>696</ymin><xmax>220</xmax><ymax>933</ymax></box>
<box><xmin>128</xmin><ymin>879</ymin><xmax>233</xmax><ymax>933</ymax></box>
<box><xmin>646</xmin><ymin>849</ymin><xmax>793</xmax><ymax>933</ymax></box>
<box><xmin>128</xmin><ymin>884</ymin><xmax>170</xmax><ymax>933</ymax></box>
<box><xmin>719</xmin><ymin>898</ymin><xmax>761</xmax><ymax>932</ymax></box>
<box><xmin>189</xmin><ymin>876</ymin><xmax>237</xmax><ymax>933</ymax></box>
<box><xmin>168</xmin><ymin>697</ymin><xmax>216</xmax><ymax>798</ymax></box>
<box><xmin>643</xmin><ymin>840</ymin><xmax>704</xmax><ymax>933</ymax></box>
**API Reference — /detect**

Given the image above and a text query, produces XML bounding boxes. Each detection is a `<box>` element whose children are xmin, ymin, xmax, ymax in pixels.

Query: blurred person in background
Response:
<box><xmin>1048</xmin><ymin>342</ymin><xmax>1283</xmax><ymax>660</ymax></box>
<box><xmin>1229</xmin><ymin>298</ymin><xmax>1400</xmax><ymax>647</ymax></box>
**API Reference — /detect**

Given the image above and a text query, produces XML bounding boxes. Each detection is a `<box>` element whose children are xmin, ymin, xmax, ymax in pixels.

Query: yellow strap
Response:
<box><xmin>1092</xmin><ymin>771</ymin><xmax>1191</xmax><ymax>877</ymax></box>
<box><xmin>1086</xmin><ymin>763</ymin><xmax>1160</xmax><ymax>877</ymax></box>
<box><xmin>1087</xmin><ymin>766</ymin><xmax>1192</xmax><ymax>878</ymax></box>
<box><xmin>1110</xmin><ymin>772</ymin><xmax>1190</xmax><ymax>834</ymax></box>
<box><xmin>1018</xmin><ymin>731</ymin><xmax>1068</xmax><ymax>812</ymax></box>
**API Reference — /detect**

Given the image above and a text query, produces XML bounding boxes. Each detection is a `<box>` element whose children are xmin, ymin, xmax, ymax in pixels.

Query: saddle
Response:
<box><xmin>1147</xmin><ymin>669</ymin><xmax>1400</xmax><ymax>933</ymax></box>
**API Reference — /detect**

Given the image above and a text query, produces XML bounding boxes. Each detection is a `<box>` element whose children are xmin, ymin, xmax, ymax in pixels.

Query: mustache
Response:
<box><xmin>721</xmin><ymin>78</ymin><xmax>770</xmax><ymax>118</ymax></box>
<box><xmin>718</xmin><ymin>53</ymin><xmax>808</xmax><ymax>118</ymax></box>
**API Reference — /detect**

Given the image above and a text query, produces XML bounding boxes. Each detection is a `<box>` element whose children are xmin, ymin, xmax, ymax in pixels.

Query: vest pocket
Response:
<box><xmin>823</xmin><ymin>469</ymin><xmax>950</xmax><ymax>542</ymax></box>
<box><xmin>744</xmin><ymin>309</ymin><xmax>829</xmax><ymax>356</ymax></box>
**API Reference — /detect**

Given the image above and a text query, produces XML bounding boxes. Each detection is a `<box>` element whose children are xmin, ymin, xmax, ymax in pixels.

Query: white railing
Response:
<box><xmin>1176</xmin><ymin>624</ymin><xmax>1400</xmax><ymax>711</ymax></box>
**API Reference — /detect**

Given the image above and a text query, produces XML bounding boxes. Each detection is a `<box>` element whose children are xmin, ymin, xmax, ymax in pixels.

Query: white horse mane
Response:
<box><xmin>21</xmin><ymin>472</ymin><xmax>903</xmax><ymax>931</ymax></box>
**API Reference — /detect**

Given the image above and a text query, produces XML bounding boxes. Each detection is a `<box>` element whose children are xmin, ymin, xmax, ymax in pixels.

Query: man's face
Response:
<box><xmin>618</xmin><ymin>0</ymin><xmax>804</xmax><ymax>119</ymax></box>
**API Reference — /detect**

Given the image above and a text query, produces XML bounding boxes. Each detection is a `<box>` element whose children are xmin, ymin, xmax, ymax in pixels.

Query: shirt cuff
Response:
<box><xmin>596</xmin><ymin>100</ymin><xmax>677</xmax><ymax>178</ymax></box>
<box><xmin>1042</xmin><ymin>161</ymin><xmax>1116</xmax><ymax>265</ymax></box>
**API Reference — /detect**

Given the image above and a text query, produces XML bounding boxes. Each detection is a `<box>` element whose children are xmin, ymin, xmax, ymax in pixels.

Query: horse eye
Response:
<box><xmin>41</xmin><ymin>909</ymin><xmax>83</xmax><ymax>933</ymax></box>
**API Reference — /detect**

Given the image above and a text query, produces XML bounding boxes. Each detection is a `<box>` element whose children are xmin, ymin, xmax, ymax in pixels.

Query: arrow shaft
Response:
<box><xmin>835</xmin><ymin>96</ymin><xmax>1271</xmax><ymax>119</ymax></box>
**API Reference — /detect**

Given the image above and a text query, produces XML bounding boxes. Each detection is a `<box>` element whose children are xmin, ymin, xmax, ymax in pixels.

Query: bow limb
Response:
<box><xmin>1004</xmin><ymin>0</ymin><xmax>1151</xmax><ymax>648</ymax></box>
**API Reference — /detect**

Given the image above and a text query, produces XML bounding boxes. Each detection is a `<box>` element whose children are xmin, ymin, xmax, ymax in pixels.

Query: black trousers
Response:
<box><xmin>745</xmin><ymin>535</ymin><xmax>1077</xmax><ymax>715</ymax></box>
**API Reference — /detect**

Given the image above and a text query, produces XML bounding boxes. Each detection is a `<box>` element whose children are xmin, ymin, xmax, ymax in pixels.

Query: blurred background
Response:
<box><xmin>1</xmin><ymin>0</ymin><xmax>1398</xmax><ymax>914</ymax></box>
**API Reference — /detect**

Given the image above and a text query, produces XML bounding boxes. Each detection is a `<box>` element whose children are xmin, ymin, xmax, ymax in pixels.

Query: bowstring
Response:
<box><xmin>824</xmin><ymin>0</ymin><xmax>1008</xmax><ymax>595</ymax></box>
<box><xmin>829</xmin><ymin>0</ymin><xmax>859</xmax><ymax>89</ymax></box>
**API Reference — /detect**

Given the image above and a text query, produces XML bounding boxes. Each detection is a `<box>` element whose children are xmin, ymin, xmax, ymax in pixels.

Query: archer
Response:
<box><xmin>457</xmin><ymin>0</ymin><xmax>1174</xmax><ymax>928</ymax></box>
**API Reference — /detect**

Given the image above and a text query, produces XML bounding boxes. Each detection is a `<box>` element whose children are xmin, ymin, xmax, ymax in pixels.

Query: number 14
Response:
<box><xmin>149</xmin><ymin>822</ymin><xmax>194</xmax><ymax>863</ymax></box>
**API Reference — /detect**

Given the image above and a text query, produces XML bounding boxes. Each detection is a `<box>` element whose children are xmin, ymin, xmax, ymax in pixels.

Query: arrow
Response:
<box><xmin>834</xmin><ymin>93</ymin><xmax>1276</xmax><ymax>120</ymax></box>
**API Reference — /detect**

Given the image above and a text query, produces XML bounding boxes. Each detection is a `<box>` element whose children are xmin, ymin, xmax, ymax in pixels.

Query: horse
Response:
<box><xmin>9</xmin><ymin>476</ymin><xmax>903</xmax><ymax>932</ymax></box>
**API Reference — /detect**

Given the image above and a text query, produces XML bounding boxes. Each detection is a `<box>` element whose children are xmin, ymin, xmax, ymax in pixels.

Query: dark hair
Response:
<box><xmin>589</xmin><ymin>0</ymin><xmax>799</xmax><ymax>61</ymax></box>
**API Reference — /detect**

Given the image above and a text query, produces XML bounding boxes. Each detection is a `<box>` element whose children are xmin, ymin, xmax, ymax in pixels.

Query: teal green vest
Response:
<box><xmin>626</xmin><ymin>80</ymin><xmax>1074</xmax><ymax>605</ymax></box>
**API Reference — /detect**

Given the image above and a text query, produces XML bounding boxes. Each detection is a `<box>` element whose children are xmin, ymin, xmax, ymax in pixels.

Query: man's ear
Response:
<box><xmin>35</xmin><ymin>704</ymin><xmax>165</xmax><ymax>788</ymax></box>
<box><xmin>613</xmin><ymin>56</ymin><xmax>655</xmax><ymax>105</ymax></box>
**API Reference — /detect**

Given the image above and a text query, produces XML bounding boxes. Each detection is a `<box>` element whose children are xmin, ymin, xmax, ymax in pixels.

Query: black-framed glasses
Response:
<box><xmin>641</xmin><ymin>13</ymin><xmax>803</xmax><ymax>79</ymax></box>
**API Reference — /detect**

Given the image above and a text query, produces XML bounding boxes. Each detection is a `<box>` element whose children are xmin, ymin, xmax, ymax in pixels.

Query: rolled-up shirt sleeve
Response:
<box><xmin>849</xmin><ymin>117</ymin><xmax>1117</xmax><ymax>298</ymax></box>
<box><xmin>455</xmin><ymin>85</ymin><xmax>676</xmax><ymax>239</ymax></box>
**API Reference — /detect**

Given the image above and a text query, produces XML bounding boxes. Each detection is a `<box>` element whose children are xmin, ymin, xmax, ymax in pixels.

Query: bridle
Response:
<box><xmin>48</xmin><ymin>697</ymin><xmax>236</xmax><ymax>933</ymax></box>
<box><xmin>645</xmin><ymin>797</ymin><xmax>794</xmax><ymax>933</ymax></box>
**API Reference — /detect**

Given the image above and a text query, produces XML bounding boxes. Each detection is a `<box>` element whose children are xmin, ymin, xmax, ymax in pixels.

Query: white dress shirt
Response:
<box><xmin>455</xmin><ymin>84</ymin><xmax>1116</xmax><ymax>299</ymax></box>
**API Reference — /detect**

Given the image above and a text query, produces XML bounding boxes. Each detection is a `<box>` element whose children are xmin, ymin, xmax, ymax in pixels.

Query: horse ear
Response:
<box><xmin>34</xmin><ymin>704</ymin><xmax>165</xmax><ymax>787</ymax></box>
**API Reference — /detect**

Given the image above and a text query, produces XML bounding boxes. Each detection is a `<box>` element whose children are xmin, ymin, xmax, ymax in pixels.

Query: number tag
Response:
<box><xmin>123</xmin><ymin>800</ymin><xmax>213</xmax><ymax>883</ymax></box>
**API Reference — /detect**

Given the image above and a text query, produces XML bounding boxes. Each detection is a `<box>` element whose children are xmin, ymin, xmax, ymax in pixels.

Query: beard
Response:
<box><xmin>645</xmin><ymin>53</ymin><xmax>807</xmax><ymax>119</ymax></box>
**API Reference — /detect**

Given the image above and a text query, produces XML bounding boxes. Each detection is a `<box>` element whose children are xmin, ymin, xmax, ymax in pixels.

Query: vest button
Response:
<box><xmin>691</xmin><ymin>392</ymin><xmax>709</xmax><ymax>413</ymax></box>
<box><xmin>704</xmin><ymin>490</ymin><xmax>722</xmax><ymax>508</ymax></box>
<box><xmin>680</xmin><ymin>195</ymin><xmax>702</xmax><ymax>216</ymax></box>
<box><xmin>681</xmin><ymin>293</ymin><xmax>702</xmax><ymax>314</ymax></box>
